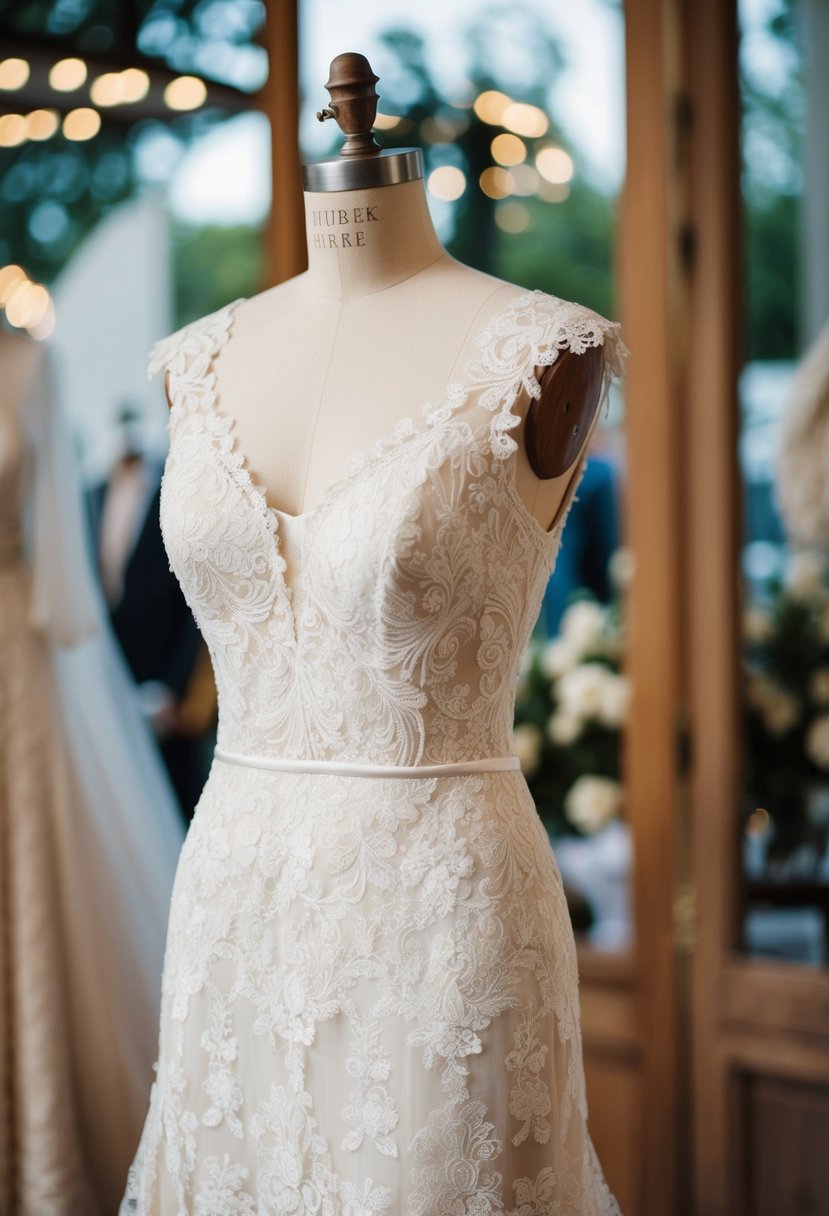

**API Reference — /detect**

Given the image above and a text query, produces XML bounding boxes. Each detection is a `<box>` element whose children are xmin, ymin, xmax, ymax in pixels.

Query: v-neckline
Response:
<box><xmin>205</xmin><ymin>288</ymin><xmax>544</xmax><ymax>537</ymax></box>
<box><xmin>177</xmin><ymin>285</ymin><xmax>576</xmax><ymax>646</ymax></box>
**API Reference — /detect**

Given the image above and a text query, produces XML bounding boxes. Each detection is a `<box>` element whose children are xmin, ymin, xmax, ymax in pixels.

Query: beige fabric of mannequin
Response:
<box><xmin>212</xmin><ymin>179</ymin><xmax>606</xmax><ymax>536</ymax></box>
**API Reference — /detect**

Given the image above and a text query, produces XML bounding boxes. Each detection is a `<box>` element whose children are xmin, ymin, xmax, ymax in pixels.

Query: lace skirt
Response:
<box><xmin>122</xmin><ymin>756</ymin><xmax>621</xmax><ymax>1215</ymax></box>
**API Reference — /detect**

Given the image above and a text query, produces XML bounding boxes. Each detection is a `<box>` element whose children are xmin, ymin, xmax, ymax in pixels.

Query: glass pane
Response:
<box><xmin>738</xmin><ymin>0</ymin><xmax>829</xmax><ymax>965</ymax></box>
<box><xmin>301</xmin><ymin>0</ymin><xmax>632</xmax><ymax>951</ymax></box>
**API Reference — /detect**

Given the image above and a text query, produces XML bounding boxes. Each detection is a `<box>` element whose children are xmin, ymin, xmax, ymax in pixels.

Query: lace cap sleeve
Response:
<box><xmin>146</xmin><ymin>298</ymin><xmax>246</xmax><ymax>388</ymax></box>
<box><xmin>484</xmin><ymin>289</ymin><xmax>630</xmax><ymax>461</ymax></box>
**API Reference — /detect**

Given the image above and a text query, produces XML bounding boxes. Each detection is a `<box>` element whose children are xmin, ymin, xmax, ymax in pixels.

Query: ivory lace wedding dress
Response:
<box><xmin>122</xmin><ymin>288</ymin><xmax>628</xmax><ymax>1215</ymax></box>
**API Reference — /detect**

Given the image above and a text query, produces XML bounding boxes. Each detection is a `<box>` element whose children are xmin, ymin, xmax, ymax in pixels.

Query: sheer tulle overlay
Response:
<box><xmin>122</xmin><ymin>289</ymin><xmax>629</xmax><ymax>1214</ymax></box>
<box><xmin>0</xmin><ymin>343</ymin><xmax>183</xmax><ymax>1214</ymax></box>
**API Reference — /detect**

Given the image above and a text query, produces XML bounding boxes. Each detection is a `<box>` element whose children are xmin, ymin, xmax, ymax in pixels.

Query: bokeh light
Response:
<box><xmin>26</xmin><ymin>110</ymin><xmax>60</xmax><ymax>142</ymax></box>
<box><xmin>491</xmin><ymin>133</ymin><xmax>526</xmax><ymax>167</ymax></box>
<box><xmin>536</xmin><ymin>146</ymin><xmax>575</xmax><ymax>184</ymax></box>
<box><xmin>63</xmin><ymin>108</ymin><xmax>102</xmax><ymax>141</ymax></box>
<box><xmin>0</xmin><ymin>59</ymin><xmax>30</xmax><ymax>91</ymax></box>
<box><xmin>479</xmin><ymin>166</ymin><xmax>514</xmax><ymax>200</ymax></box>
<box><xmin>495</xmin><ymin>200</ymin><xmax>531</xmax><ymax>233</ymax></box>
<box><xmin>427</xmin><ymin>165</ymin><xmax>467</xmax><ymax>202</ymax></box>
<box><xmin>473</xmin><ymin>90</ymin><xmax>511</xmax><ymax>125</ymax></box>
<box><xmin>0</xmin><ymin>114</ymin><xmax>27</xmax><ymax>147</ymax></box>
<box><xmin>49</xmin><ymin>58</ymin><xmax>88</xmax><ymax>92</ymax></box>
<box><xmin>0</xmin><ymin>264</ymin><xmax>27</xmax><ymax>305</ymax></box>
<box><xmin>164</xmin><ymin>76</ymin><xmax>207</xmax><ymax>112</ymax></box>
<box><xmin>502</xmin><ymin>102</ymin><xmax>549</xmax><ymax>138</ymax></box>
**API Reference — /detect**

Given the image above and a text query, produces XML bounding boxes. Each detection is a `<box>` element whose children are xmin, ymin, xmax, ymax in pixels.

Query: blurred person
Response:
<box><xmin>0</xmin><ymin>329</ymin><xmax>184</xmax><ymax>1214</ymax></box>
<box><xmin>542</xmin><ymin>452</ymin><xmax>621</xmax><ymax>635</ymax></box>
<box><xmin>87</xmin><ymin>405</ymin><xmax>208</xmax><ymax>820</ymax></box>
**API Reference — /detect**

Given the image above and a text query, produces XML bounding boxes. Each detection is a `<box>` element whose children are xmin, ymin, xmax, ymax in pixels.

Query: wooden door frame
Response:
<box><xmin>686</xmin><ymin>1</ymin><xmax>829</xmax><ymax>1213</ymax></box>
<box><xmin>619</xmin><ymin>1</ymin><xmax>689</xmax><ymax>1212</ymax></box>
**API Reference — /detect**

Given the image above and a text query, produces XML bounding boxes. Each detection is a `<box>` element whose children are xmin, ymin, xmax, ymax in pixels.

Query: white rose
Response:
<box><xmin>745</xmin><ymin>672</ymin><xmax>800</xmax><ymax>736</ymax></box>
<box><xmin>512</xmin><ymin>723</ymin><xmax>543</xmax><ymax>777</ymax></box>
<box><xmin>608</xmin><ymin>547</ymin><xmax>636</xmax><ymax>590</ymax></box>
<box><xmin>784</xmin><ymin>551</ymin><xmax>826</xmax><ymax>601</ymax></box>
<box><xmin>560</xmin><ymin>600</ymin><xmax>607</xmax><ymax>656</ymax></box>
<box><xmin>539</xmin><ymin>638</ymin><xmax>579</xmax><ymax>679</ymax></box>
<box><xmin>558</xmin><ymin>663</ymin><xmax>612</xmax><ymax>721</ymax></box>
<box><xmin>596</xmin><ymin>672</ymin><xmax>631</xmax><ymax>728</ymax></box>
<box><xmin>546</xmin><ymin>710</ymin><xmax>582</xmax><ymax>746</ymax></box>
<box><xmin>806</xmin><ymin>715</ymin><xmax>829</xmax><ymax>769</ymax></box>
<box><xmin>762</xmin><ymin>689</ymin><xmax>800</xmax><ymax>736</ymax></box>
<box><xmin>742</xmin><ymin>605</ymin><xmax>773</xmax><ymax>644</ymax></box>
<box><xmin>810</xmin><ymin>668</ymin><xmax>829</xmax><ymax>707</ymax></box>
<box><xmin>564</xmin><ymin>775</ymin><xmax>623</xmax><ymax>834</ymax></box>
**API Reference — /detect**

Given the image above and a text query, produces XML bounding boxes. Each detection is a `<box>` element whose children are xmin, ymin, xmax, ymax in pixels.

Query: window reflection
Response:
<box><xmin>739</xmin><ymin>0</ymin><xmax>829</xmax><ymax>965</ymax></box>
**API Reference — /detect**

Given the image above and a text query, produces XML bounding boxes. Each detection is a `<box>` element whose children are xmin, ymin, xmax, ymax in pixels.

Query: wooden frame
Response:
<box><xmin>686</xmin><ymin>1</ymin><xmax>829</xmax><ymax>1212</ymax></box>
<box><xmin>260</xmin><ymin>0</ymin><xmax>306</xmax><ymax>285</ymax></box>
<box><xmin>618</xmin><ymin>0</ymin><xmax>688</xmax><ymax>1211</ymax></box>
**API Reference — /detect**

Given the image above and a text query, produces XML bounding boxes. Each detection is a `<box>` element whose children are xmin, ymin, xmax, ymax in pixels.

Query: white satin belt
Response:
<box><xmin>214</xmin><ymin>748</ymin><xmax>521</xmax><ymax>779</ymax></box>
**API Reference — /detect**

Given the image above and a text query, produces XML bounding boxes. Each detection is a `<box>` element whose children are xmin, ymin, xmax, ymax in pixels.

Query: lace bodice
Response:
<box><xmin>150</xmin><ymin>289</ymin><xmax>628</xmax><ymax>766</ymax></box>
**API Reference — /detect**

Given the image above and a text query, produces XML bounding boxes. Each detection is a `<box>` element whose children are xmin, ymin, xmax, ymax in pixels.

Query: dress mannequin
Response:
<box><xmin>168</xmin><ymin>54</ymin><xmax>607</xmax><ymax>560</ymax></box>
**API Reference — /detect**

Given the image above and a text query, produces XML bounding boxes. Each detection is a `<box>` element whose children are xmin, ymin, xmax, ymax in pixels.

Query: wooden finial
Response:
<box><xmin>315</xmin><ymin>52</ymin><xmax>383</xmax><ymax>157</ymax></box>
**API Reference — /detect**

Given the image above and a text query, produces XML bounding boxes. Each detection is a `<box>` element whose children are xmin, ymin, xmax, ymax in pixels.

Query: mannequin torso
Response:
<box><xmin>176</xmin><ymin>179</ymin><xmax>604</xmax><ymax>538</ymax></box>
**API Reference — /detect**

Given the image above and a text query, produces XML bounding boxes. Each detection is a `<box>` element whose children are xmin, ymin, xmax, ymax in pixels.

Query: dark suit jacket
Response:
<box><xmin>541</xmin><ymin>455</ymin><xmax>620</xmax><ymax>636</ymax></box>
<box><xmin>87</xmin><ymin>470</ymin><xmax>200</xmax><ymax>700</ymax></box>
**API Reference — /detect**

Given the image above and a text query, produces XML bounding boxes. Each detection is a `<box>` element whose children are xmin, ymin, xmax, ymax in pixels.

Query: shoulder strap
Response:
<box><xmin>146</xmin><ymin>298</ymin><xmax>244</xmax><ymax>391</ymax></box>
<box><xmin>479</xmin><ymin>289</ymin><xmax>629</xmax><ymax>463</ymax></box>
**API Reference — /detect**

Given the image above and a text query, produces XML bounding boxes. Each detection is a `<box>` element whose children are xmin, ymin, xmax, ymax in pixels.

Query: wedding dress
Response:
<box><xmin>121</xmin><ymin>287</ymin><xmax>628</xmax><ymax>1214</ymax></box>
<box><xmin>0</xmin><ymin>332</ymin><xmax>184</xmax><ymax>1213</ymax></box>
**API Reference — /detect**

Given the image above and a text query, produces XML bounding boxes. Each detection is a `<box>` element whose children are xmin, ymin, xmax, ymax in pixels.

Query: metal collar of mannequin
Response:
<box><xmin>301</xmin><ymin>147</ymin><xmax>424</xmax><ymax>193</ymax></box>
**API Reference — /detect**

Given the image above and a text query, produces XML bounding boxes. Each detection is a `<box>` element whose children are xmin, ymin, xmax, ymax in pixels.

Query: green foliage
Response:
<box><xmin>172</xmin><ymin>220</ymin><xmax>264</xmax><ymax>328</ymax></box>
<box><xmin>742</xmin><ymin>561</ymin><xmax>829</xmax><ymax>868</ymax></box>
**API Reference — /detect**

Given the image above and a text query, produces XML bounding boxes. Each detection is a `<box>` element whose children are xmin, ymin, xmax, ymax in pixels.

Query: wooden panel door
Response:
<box><xmin>686</xmin><ymin>1</ymin><xmax>829</xmax><ymax>1212</ymax></box>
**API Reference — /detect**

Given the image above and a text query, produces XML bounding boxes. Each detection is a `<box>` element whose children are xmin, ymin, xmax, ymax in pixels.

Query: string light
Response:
<box><xmin>373</xmin><ymin>112</ymin><xmax>402</xmax><ymax>130</ymax></box>
<box><xmin>5</xmin><ymin>280</ymin><xmax>51</xmax><ymax>329</ymax></box>
<box><xmin>491</xmin><ymin>133</ymin><xmax>526</xmax><ymax>167</ymax></box>
<box><xmin>63</xmin><ymin>107</ymin><xmax>101</xmax><ymax>140</ymax></box>
<box><xmin>0</xmin><ymin>58</ymin><xmax>30</xmax><ymax>91</ymax></box>
<box><xmin>91</xmin><ymin>67</ymin><xmax>150</xmax><ymax>107</ymax></box>
<box><xmin>0</xmin><ymin>113</ymin><xmax>26</xmax><ymax>147</ymax></box>
<box><xmin>25</xmin><ymin>109</ymin><xmax>59</xmax><ymax>141</ymax></box>
<box><xmin>479</xmin><ymin>166</ymin><xmax>513</xmax><ymax>200</ymax></box>
<box><xmin>536</xmin><ymin>146</ymin><xmax>574</xmax><ymax>184</ymax></box>
<box><xmin>49</xmin><ymin>58</ymin><xmax>88</xmax><ymax>91</ymax></box>
<box><xmin>501</xmin><ymin>102</ymin><xmax>548</xmax><ymax>138</ymax></box>
<box><xmin>0</xmin><ymin>265</ymin><xmax>27</xmax><ymax>305</ymax></box>
<box><xmin>427</xmin><ymin>165</ymin><xmax>467</xmax><ymax>202</ymax></box>
<box><xmin>495</xmin><ymin>201</ymin><xmax>530</xmax><ymax>233</ymax></box>
<box><xmin>163</xmin><ymin>76</ymin><xmax>207</xmax><ymax>112</ymax></box>
<box><xmin>473</xmin><ymin>90</ymin><xmax>511</xmax><ymax>125</ymax></box>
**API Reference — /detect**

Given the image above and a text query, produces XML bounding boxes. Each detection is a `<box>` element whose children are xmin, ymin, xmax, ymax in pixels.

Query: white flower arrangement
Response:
<box><xmin>513</xmin><ymin>585</ymin><xmax>627</xmax><ymax>837</ymax></box>
<box><xmin>743</xmin><ymin>547</ymin><xmax>829</xmax><ymax>870</ymax></box>
<box><xmin>564</xmin><ymin>775</ymin><xmax>624</xmax><ymax>835</ymax></box>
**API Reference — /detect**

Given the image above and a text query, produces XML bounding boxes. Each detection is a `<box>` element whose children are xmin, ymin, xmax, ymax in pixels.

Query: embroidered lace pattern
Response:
<box><xmin>121</xmin><ymin>288</ymin><xmax>628</xmax><ymax>1214</ymax></box>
